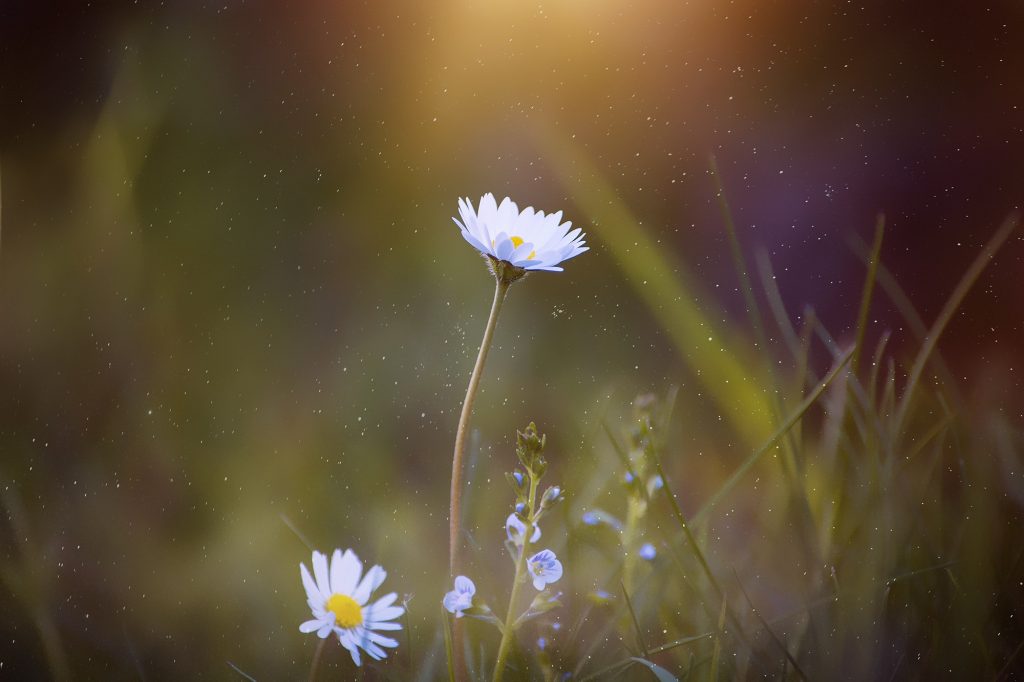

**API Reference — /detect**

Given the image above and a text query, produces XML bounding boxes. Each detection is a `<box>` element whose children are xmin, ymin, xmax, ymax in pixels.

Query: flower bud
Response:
<box><xmin>541</xmin><ymin>485</ymin><xmax>563</xmax><ymax>508</ymax></box>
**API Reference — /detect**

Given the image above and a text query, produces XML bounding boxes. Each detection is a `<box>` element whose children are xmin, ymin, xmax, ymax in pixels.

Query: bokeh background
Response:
<box><xmin>1</xmin><ymin>0</ymin><xmax>1022</xmax><ymax>678</ymax></box>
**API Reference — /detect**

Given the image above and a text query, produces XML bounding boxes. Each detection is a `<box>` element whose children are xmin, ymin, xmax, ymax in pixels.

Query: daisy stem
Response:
<box><xmin>492</xmin><ymin>470</ymin><xmax>538</xmax><ymax>682</ymax></box>
<box><xmin>449</xmin><ymin>276</ymin><xmax>510</xmax><ymax>576</ymax></box>
<box><xmin>308</xmin><ymin>637</ymin><xmax>327</xmax><ymax>682</ymax></box>
<box><xmin>450</xmin><ymin>275</ymin><xmax>510</xmax><ymax>682</ymax></box>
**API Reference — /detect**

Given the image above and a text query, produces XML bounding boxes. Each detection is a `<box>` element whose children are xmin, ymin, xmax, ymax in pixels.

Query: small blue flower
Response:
<box><xmin>580</xmin><ymin>509</ymin><xmax>623</xmax><ymax>531</ymax></box>
<box><xmin>527</xmin><ymin>550</ymin><xmax>563</xmax><ymax>590</ymax></box>
<box><xmin>648</xmin><ymin>475</ymin><xmax>664</xmax><ymax>492</ymax></box>
<box><xmin>506</xmin><ymin>513</ymin><xmax>541</xmax><ymax>545</ymax></box>
<box><xmin>541</xmin><ymin>485</ymin><xmax>562</xmax><ymax>506</ymax></box>
<box><xmin>443</xmin><ymin>575</ymin><xmax>476</xmax><ymax>618</ymax></box>
<box><xmin>515</xmin><ymin>502</ymin><xmax>526</xmax><ymax>515</ymax></box>
<box><xmin>624</xmin><ymin>472</ymin><xmax>635</xmax><ymax>484</ymax></box>
<box><xmin>512</xmin><ymin>471</ymin><xmax>525</xmax><ymax>486</ymax></box>
<box><xmin>639</xmin><ymin>542</ymin><xmax>657</xmax><ymax>561</ymax></box>
<box><xmin>537</xmin><ymin>636</ymin><xmax>548</xmax><ymax>651</ymax></box>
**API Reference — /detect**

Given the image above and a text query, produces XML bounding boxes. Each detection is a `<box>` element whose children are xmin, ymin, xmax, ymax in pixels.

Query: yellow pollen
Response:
<box><xmin>509</xmin><ymin>236</ymin><xmax>537</xmax><ymax>260</ymax></box>
<box><xmin>326</xmin><ymin>593</ymin><xmax>363</xmax><ymax>629</ymax></box>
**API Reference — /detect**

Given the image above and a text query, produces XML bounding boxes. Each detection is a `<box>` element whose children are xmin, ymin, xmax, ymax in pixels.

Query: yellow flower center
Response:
<box><xmin>509</xmin><ymin>235</ymin><xmax>537</xmax><ymax>260</ymax></box>
<box><xmin>326</xmin><ymin>593</ymin><xmax>363</xmax><ymax>629</ymax></box>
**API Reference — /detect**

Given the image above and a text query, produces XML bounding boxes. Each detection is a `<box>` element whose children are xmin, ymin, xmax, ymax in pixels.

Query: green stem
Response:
<box><xmin>449</xmin><ymin>276</ymin><xmax>510</xmax><ymax>682</ymax></box>
<box><xmin>450</xmin><ymin>276</ymin><xmax>510</xmax><ymax>575</ymax></box>
<box><xmin>493</xmin><ymin>472</ymin><xmax>538</xmax><ymax>682</ymax></box>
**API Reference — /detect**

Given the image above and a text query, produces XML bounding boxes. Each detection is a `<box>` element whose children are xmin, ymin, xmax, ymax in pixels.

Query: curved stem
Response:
<box><xmin>449</xmin><ymin>276</ymin><xmax>510</xmax><ymax>682</ymax></box>
<box><xmin>492</xmin><ymin>473</ymin><xmax>538</xmax><ymax>682</ymax></box>
<box><xmin>449</xmin><ymin>277</ymin><xmax>510</xmax><ymax>575</ymax></box>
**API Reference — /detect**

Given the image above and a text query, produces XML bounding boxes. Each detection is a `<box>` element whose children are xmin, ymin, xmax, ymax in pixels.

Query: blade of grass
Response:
<box><xmin>541</xmin><ymin>128</ymin><xmax>774</xmax><ymax>447</ymax></box>
<box><xmin>626</xmin><ymin>658</ymin><xmax>679</xmax><ymax>682</ymax></box>
<box><xmin>792</xmin><ymin>306</ymin><xmax>817</xmax><ymax>456</ymax></box>
<box><xmin>849</xmin><ymin>233</ymin><xmax>962</xmax><ymax>413</ymax></box>
<box><xmin>710</xmin><ymin>155</ymin><xmax>769</xmax><ymax>350</ymax></box>
<box><xmin>880</xmin><ymin>359</ymin><xmax>896</xmax><ymax>422</ymax></box>
<box><xmin>227</xmin><ymin>661</ymin><xmax>258</xmax><ymax>681</ymax></box>
<box><xmin>894</xmin><ymin>213</ymin><xmax>1019</xmax><ymax>435</ymax></box>
<box><xmin>733</xmin><ymin>570</ymin><xmax>809</xmax><ymax>682</ymax></box>
<box><xmin>883</xmin><ymin>560</ymin><xmax>958</xmax><ymax>591</ymax></box>
<box><xmin>850</xmin><ymin>214</ymin><xmax>886</xmax><ymax>374</ymax></box>
<box><xmin>644</xmin><ymin>421</ymin><xmax>726</xmax><ymax>603</ymax></box>
<box><xmin>578</xmin><ymin>633</ymin><xmax>712</xmax><ymax>682</ymax></box>
<box><xmin>602</xmin><ymin>419</ymin><xmax>641</xmax><ymax>481</ymax></box>
<box><xmin>693</xmin><ymin>348</ymin><xmax>853</xmax><ymax>525</ymax></box>
<box><xmin>280</xmin><ymin>513</ymin><xmax>315</xmax><ymax>551</ymax></box>
<box><xmin>711</xmin><ymin>159</ymin><xmax>803</xmax><ymax>486</ymax></box>
<box><xmin>994</xmin><ymin>639</ymin><xmax>1024</xmax><ymax>682</ymax></box>
<box><xmin>756</xmin><ymin>251</ymin><xmax>802</xmax><ymax>363</ymax></box>
<box><xmin>867</xmin><ymin>330</ymin><xmax>892</xmax><ymax>410</ymax></box>
<box><xmin>621</xmin><ymin>581</ymin><xmax>650</xmax><ymax>659</ymax></box>
<box><xmin>708</xmin><ymin>597</ymin><xmax>727</xmax><ymax>682</ymax></box>
<box><xmin>442</xmin><ymin>606</ymin><xmax>456</xmax><ymax>682</ymax></box>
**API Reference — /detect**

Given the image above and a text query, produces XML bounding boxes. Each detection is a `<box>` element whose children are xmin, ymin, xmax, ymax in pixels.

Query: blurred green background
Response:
<box><xmin>1</xmin><ymin>0</ymin><xmax>1022</xmax><ymax>678</ymax></box>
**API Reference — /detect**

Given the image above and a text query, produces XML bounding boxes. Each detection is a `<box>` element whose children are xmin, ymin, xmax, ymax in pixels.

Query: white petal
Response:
<box><xmin>508</xmin><ymin>241</ymin><xmax>536</xmax><ymax>265</ymax></box>
<box><xmin>456</xmin><ymin>221</ymin><xmax>490</xmax><ymax>255</ymax></box>
<box><xmin>365</xmin><ymin>604</ymin><xmax>404</xmax><ymax>622</ymax></box>
<box><xmin>454</xmin><ymin>575</ymin><xmax>475</xmax><ymax>595</ymax></box>
<box><xmin>333</xmin><ymin>549</ymin><xmax>362</xmax><ymax>596</ymax></box>
<box><xmin>479</xmin><ymin>193</ymin><xmax>499</xmax><ymax>226</ymax></box>
<box><xmin>365</xmin><ymin>620</ymin><xmax>403</xmax><ymax>631</ymax></box>
<box><xmin>300</xmin><ymin>618</ymin><xmax>324</xmax><ymax>633</ymax></box>
<box><xmin>365</xmin><ymin>631</ymin><xmax>399</xmax><ymax>648</ymax></box>
<box><xmin>495</xmin><ymin>196</ymin><xmax>519</xmax><ymax>226</ymax></box>
<box><xmin>300</xmin><ymin>563</ymin><xmax>322</xmax><ymax>604</ymax></box>
<box><xmin>338</xmin><ymin>632</ymin><xmax>362</xmax><ymax>666</ymax></box>
<box><xmin>312</xmin><ymin>551</ymin><xmax>331</xmax><ymax>597</ymax></box>
<box><xmin>362</xmin><ymin>640</ymin><xmax>387</xmax><ymax>660</ymax></box>
<box><xmin>353</xmin><ymin>564</ymin><xmax>386</xmax><ymax>604</ymax></box>
<box><xmin>370</xmin><ymin>592</ymin><xmax>398</xmax><ymax>610</ymax></box>
<box><xmin>329</xmin><ymin>549</ymin><xmax>345</xmax><ymax>595</ymax></box>
<box><xmin>494</xmin><ymin>233</ymin><xmax>515</xmax><ymax>261</ymax></box>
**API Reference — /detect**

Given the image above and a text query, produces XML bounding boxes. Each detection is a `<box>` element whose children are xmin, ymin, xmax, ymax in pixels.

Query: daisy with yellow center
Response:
<box><xmin>454</xmin><ymin>193</ymin><xmax>588</xmax><ymax>272</ymax></box>
<box><xmin>299</xmin><ymin>549</ymin><xmax>404</xmax><ymax>666</ymax></box>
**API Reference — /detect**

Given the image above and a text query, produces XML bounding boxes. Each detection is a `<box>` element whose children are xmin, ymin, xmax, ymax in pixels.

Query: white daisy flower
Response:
<box><xmin>506</xmin><ymin>513</ymin><xmax>541</xmax><ymax>546</ymax></box>
<box><xmin>454</xmin><ymin>193</ymin><xmax>588</xmax><ymax>272</ymax></box>
<box><xmin>442</xmin><ymin>575</ymin><xmax>476</xmax><ymax>618</ymax></box>
<box><xmin>527</xmin><ymin>549</ymin><xmax>563</xmax><ymax>591</ymax></box>
<box><xmin>299</xmin><ymin>549</ymin><xmax>404</xmax><ymax>667</ymax></box>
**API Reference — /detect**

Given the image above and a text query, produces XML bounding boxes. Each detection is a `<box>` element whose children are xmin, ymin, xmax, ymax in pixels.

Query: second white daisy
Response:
<box><xmin>299</xmin><ymin>549</ymin><xmax>404</xmax><ymax>666</ymax></box>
